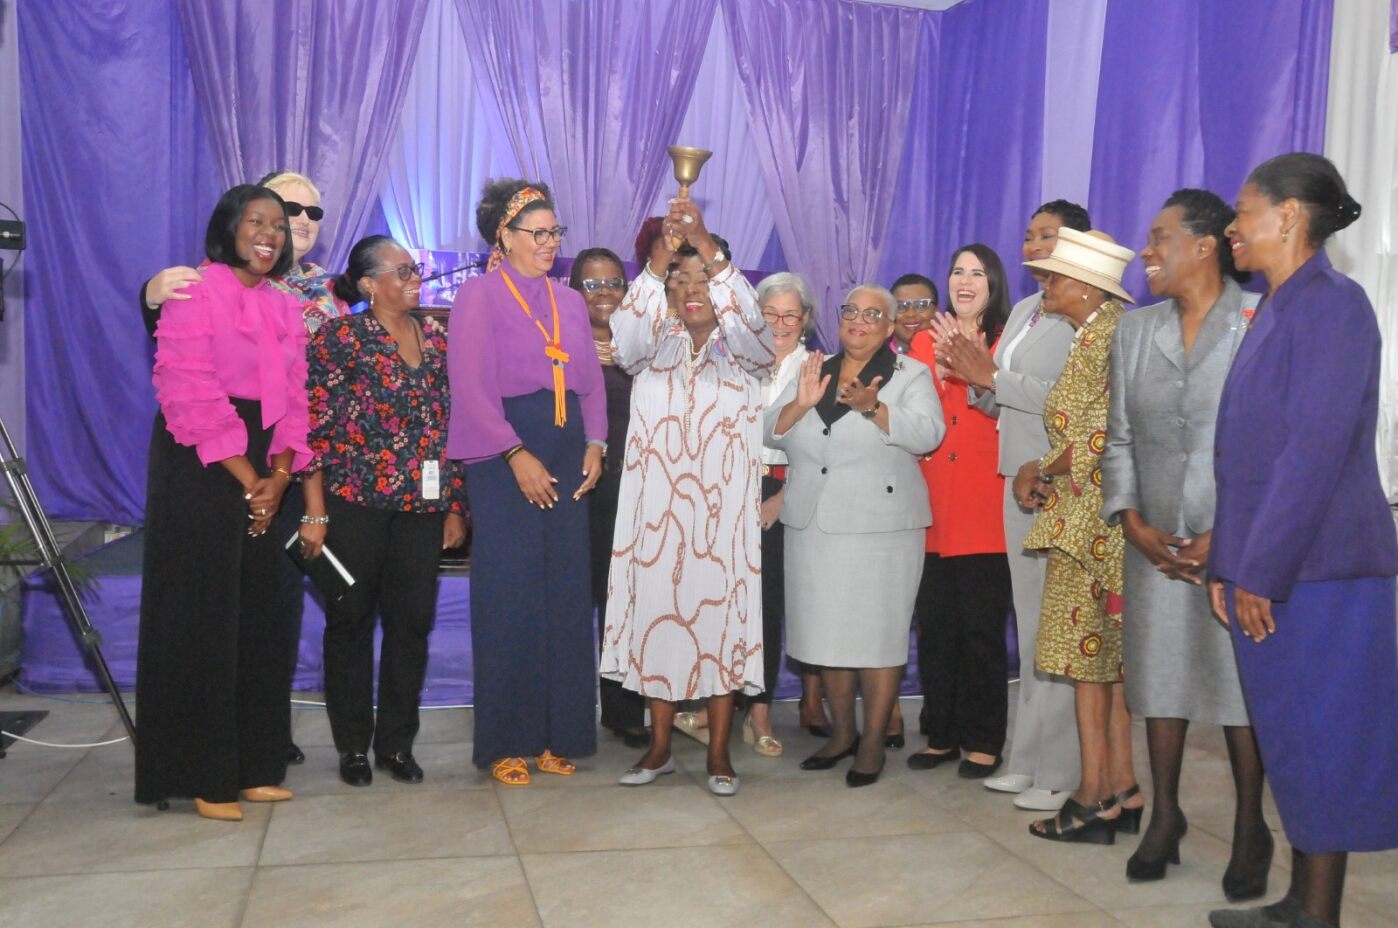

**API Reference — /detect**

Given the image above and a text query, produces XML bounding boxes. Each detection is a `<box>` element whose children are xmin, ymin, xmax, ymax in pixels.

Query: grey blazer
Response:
<box><xmin>1100</xmin><ymin>279</ymin><xmax>1258</xmax><ymax>534</ymax></box>
<box><xmin>969</xmin><ymin>292</ymin><xmax>1076</xmax><ymax>476</ymax></box>
<box><xmin>765</xmin><ymin>356</ymin><xmax>944</xmax><ymax>534</ymax></box>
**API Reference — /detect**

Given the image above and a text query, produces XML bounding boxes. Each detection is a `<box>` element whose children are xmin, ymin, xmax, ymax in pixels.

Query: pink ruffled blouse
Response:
<box><xmin>151</xmin><ymin>262</ymin><xmax>311</xmax><ymax>470</ymax></box>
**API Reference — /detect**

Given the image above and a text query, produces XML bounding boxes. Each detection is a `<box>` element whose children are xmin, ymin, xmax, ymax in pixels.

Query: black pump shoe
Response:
<box><xmin>375</xmin><ymin>751</ymin><xmax>424</xmax><ymax>783</ymax></box>
<box><xmin>846</xmin><ymin>760</ymin><xmax>885</xmax><ymax>788</ymax></box>
<box><xmin>906</xmin><ymin>748</ymin><xmax>959</xmax><ymax>770</ymax></box>
<box><xmin>1126</xmin><ymin>811</ymin><xmax>1188</xmax><ymax>882</ymax></box>
<box><xmin>957</xmin><ymin>755</ymin><xmax>1002</xmax><ymax>779</ymax></box>
<box><xmin>339</xmin><ymin>751</ymin><xmax>373</xmax><ymax>787</ymax></box>
<box><xmin>287</xmin><ymin>741</ymin><xmax>306</xmax><ymax>765</ymax></box>
<box><xmin>1222</xmin><ymin>829</ymin><xmax>1274</xmax><ymax>902</ymax></box>
<box><xmin>800</xmin><ymin>737</ymin><xmax>860</xmax><ymax>771</ymax></box>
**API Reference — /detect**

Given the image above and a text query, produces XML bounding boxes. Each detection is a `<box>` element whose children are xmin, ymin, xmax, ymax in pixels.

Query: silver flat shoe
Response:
<box><xmin>618</xmin><ymin>757</ymin><xmax>676</xmax><ymax>786</ymax></box>
<box><xmin>707</xmin><ymin>774</ymin><xmax>740</xmax><ymax>796</ymax></box>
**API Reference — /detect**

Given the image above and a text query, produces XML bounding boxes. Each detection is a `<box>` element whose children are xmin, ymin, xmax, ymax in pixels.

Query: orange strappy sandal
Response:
<box><xmin>491</xmin><ymin>756</ymin><xmax>531</xmax><ymax>786</ymax></box>
<box><xmin>534</xmin><ymin>750</ymin><xmax>576</xmax><ymax>776</ymax></box>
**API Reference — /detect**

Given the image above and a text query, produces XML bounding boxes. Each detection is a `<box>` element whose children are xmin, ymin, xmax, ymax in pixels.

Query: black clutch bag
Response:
<box><xmin>284</xmin><ymin>531</ymin><xmax>356</xmax><ymax>601</ymax></box>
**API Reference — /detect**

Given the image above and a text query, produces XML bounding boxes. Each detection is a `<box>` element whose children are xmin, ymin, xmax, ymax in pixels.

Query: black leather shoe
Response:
<box><xmin>339</xmin><ymin>751</ymin><xmax>372</xmax><ymax>787</ymax></box>
<box><xmin>958</xmin><ymin>755</ymin><xmax>1003</xmax><ymax>779</ymax></box>
<box><xmin>799</xmin><ymin>736</ymin><xmax>860</xmax><ymax>771</ymax></box>
<box><xmin>846</xmin><ymin>760</ymin><xmax>885</xmax><ymax>788</ymax></box>
<box><xmin>610</xmin><ymin>726</ymin><xmax>651</xmax><ymax>749</ymax></box>
<box><xmin>287</xmin><ymin>741</ymin><xmax>306</xmax><ymax>765</ymax></box>
<box><xmin>906</xmin><ymin>748</ymin><xmax>959</xmax><ymax>770</ymax></box>
<box><xmin>375</xmin><ymin>751</ymin><xmax>424</xmax><ymax>784</ymax></box>
<box><xmin>1126</xmin><ymin>811</ymin><xmax>1187</xmax><ymax>882</ymax></box>
<box><xmin>1222</xmin><ymin>828</ymin><xmax>1273</xmax><ymax>902</ymax></box>
<box><xmin>884</xmin><ymin>733</ymin><xmax>905</xmax><ymax>749</ymax></box>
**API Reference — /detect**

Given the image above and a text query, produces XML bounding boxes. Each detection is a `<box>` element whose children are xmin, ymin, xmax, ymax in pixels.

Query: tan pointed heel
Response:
<box><xmin>240</xmin><ymin>785</ymin><xmax>294</xmax><ymax>802</ymax></box>
<box><xmin>194</xmin><ymin>798</ymin><xmax>243</xmax><ymax>821</ymax></box>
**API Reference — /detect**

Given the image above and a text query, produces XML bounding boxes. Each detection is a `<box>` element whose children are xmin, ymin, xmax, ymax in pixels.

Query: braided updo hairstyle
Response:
<box><xmin>1163</xmin><ymin>188</ymin><xmax>1249</xmax><ymax>284</ymax></box>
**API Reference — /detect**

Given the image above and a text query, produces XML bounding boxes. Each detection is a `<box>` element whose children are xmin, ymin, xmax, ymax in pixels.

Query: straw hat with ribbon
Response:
<box><xmin>1023</xmin><ymin>228</ymin><xmax>1136</xmax><ymax>304</ymax></box>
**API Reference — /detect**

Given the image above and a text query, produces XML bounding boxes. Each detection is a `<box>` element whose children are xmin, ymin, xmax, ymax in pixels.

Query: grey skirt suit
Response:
<box><xmin>765</xmin><ymin>352</ymin><xmax>944</xmax><ymax>667</ymax></box>
<box><xmin>1100</xmin><ymin>280</ymin><xmax>1257</xmax><ymax>725</ymax></box>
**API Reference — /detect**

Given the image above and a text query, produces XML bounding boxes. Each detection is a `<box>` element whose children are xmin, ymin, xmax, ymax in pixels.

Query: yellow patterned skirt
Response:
<box><xmin>1034</xmin><ymin>549</ymin><xmax>1123</xmax><ymax>683</ymax></box>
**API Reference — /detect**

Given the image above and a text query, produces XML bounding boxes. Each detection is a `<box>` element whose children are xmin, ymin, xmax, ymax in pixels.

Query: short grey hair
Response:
<box><xmin>756</xmin><ymin>272</ymin><xmax>817</xmax><ymax>338</ymax></box>
<box><xmin>843</xmin><ymin>284</ymin><xmax>897</xmax><ymax>320</ymax></box>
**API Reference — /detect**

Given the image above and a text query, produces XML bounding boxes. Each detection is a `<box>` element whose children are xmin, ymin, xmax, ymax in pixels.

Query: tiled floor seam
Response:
<box><xmin>491</xmin><ymin>781</ymin><xmax>548</xmax><ymax>927</ymax></box>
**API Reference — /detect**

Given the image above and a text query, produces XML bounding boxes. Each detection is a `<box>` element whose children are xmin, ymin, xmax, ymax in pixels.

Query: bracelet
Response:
<box><xmin>1036</xmin><ymin>460</ymin><xmax>1054</xmax><ymax>483</ymax></box>
<box><xmin>701</xmin><ymin>255</ymin><xmax>729</xmax><ymax>274</ymax></box>
<box><xmin>642</xmin><ymin>262</ymin><xmax>666</xmax><ymax>282</ymax></box>
<box><xmin>300</xmin><ymin>514</ymin><xmax>329</xmax><ymax>525</ymax></box>
<box><xmin>272</xmin><ymin>467</ymin><xmax>292</xmax><ymax>480</ymax></box>
<box><xmin>587</xmin><ymin>439</ymin><xmax>608</xmax><ymax>456</ymax></box>
<box><xmin>502</xmin><ymin>444</ymin><xmax>526</xmax><ymax>462</ymax></box>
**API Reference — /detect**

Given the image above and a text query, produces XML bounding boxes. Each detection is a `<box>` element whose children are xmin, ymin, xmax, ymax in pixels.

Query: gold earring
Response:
<box><xmin>1282</xmin><ymin>229</ymin><xmax>1290</xmax><ymax>244</ymax></box>
<box><xmin>369</xmin><ymin>291</ymin><xmax>376</xmax><ymax>308</ymax></box>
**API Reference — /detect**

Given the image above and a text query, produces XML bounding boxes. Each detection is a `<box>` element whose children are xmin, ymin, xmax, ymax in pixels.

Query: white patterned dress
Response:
<box><xmin>600</xmin><ymin>264</ymin><xmax>775</xmax><ymax>699</ymax></box>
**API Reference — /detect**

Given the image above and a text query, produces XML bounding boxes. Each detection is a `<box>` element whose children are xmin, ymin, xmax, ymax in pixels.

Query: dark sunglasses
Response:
<box><xmin>283</xmin><ymin>201</ymin><xmax>325</xmax><ymax>221</ymax></box>
<box><xmin>579</xmin><ymin>277</ymin><xmax>625</xmax><ymax>293</ymax></box>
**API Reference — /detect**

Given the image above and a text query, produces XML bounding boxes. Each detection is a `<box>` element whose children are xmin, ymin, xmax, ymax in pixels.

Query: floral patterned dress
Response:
<box><xmin>1023</xmin><ymin>301</ymin><xmax>1126</xmax><ymax>683</ymax></box>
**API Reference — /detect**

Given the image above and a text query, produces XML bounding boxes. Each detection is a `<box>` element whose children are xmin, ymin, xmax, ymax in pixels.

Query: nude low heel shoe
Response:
<box><xmin>193</xmin><ymin>798</ymin><xmax>243</xmax><ymax>822</ymax></box>
<box><xmin>240</xmin><ymin>785</ymin><xmax>294</xmax><ymax>802</ymax></box>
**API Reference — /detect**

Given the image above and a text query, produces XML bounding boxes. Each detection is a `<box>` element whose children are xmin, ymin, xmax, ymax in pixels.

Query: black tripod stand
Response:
<box><xmin>0</xmin><ymin>413</ymin><xmax>137</xmax><ymax>751</ymax></box>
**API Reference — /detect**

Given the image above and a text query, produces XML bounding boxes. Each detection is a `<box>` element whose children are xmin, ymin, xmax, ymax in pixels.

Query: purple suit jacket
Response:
<box><xmin>1209</xmin><ymin>250</ymin><xmax>1397</xmax><ymax>601</ymax></box>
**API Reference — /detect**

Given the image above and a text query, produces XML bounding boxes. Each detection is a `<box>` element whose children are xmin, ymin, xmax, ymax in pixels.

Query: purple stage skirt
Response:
<box><xmin>21</xmin><ymin>533</ymin><xmax>1017</xmax><ymax>704</ymax></box>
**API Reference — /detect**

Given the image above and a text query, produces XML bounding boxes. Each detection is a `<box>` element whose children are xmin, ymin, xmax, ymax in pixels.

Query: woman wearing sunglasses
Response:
<box><xmin>766</xmin><ymin>286</ymin><xmax>944</xmax><ymax>787</ymax></box>
<box><xmin>139</xmin><ymin>171</ymin><xmax>347</xmax><ymax>335</ymax></box>
<box><xmin>296</xmin><ymin>235</ymin><xmax>466</xmax><ymax>787</ymax></box>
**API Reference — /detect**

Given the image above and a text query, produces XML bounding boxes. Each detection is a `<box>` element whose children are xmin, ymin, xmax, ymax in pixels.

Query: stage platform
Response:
<box><xmin>20</xmin><ymin>533</ymin><xmax>996</xmax><ymax>703</ymax></box>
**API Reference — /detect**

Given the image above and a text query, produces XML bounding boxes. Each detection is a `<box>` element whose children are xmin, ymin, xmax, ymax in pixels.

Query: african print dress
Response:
<box><xmin>600</xmin><ymin>264</ymin><xmax>775</xmax><ymax>699</ymax></box>
<box><xmin>1023</xmin><ymin>301</ymin><xmax>1126</xmax><ymax>683</ymax></box>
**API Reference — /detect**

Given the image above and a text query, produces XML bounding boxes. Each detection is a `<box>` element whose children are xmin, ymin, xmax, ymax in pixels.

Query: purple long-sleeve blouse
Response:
<box><xmin>446</xmin><ymin>266</ymin><xmax>606</xmax><ymax>462</ymax></box>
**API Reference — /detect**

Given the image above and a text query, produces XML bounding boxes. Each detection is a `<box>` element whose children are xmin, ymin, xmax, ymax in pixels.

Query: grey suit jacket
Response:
<box><xmin>765</xmin><ymin>356</ymin><xmax>944</xmax><ymax>534</ymax></box>
<box><xmin>969</xmin><ymin>292</ymin><xmax>1076</xmax><ymax>476</ymax></box>
<box><xmin>1100</xmin><ymin>279</ymin><xmax>1258</xmax><ymax>535</ymax></box>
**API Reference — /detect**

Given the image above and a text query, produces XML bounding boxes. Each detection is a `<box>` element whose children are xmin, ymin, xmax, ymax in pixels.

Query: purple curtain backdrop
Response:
<box><xmin>18</xmin><ymin>0</ymin><xmax>223</xmax><ymax>524</ymax></box>
<box><xmin>453</xmin><ymin>0</ymin><xmax>717</xmax><ymax>257</ymax></box>
<box><xmin>721</xmin><ymin>0</ymin><xmax>923</xmax><ymax>348</ymax></box>
<box><xmin>175</xmin><ymin>0</ymin><xmax>429</xmax><ymax>271</ymax></box>
<box><xmin>877</xmin><ymin>0</ymin><xmax>1050</xmax><ymax>299</ymax></box>
<box><xmin>1088</xmin><ymin>0</ymin><xmax>1332</xmax><ymax>301</ymax></box>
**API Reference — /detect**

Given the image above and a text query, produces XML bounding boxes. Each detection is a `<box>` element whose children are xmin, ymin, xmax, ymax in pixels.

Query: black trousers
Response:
<box><xmin>321</xmin><ymin>495</ymin><xmax>445</xmax><ymax>757</ymax></box>
<box><xmin>589</xmin><ymin>464</ymin><xmax>645</xmax><ymax>731</ymax></box>
<box><xmin>135</xmin><ymin>400</ymin><xmax>293</xmax><ymax>804</ymax></box>
<box><xmin>915</xmin><ymin>552</ymin><xmax>1012</xmax><ymax>756</ymax></box>
<box><xmin>751</xmin><ymin>474</ymin><xmax>787</xmax><ymax>704</ymax></box>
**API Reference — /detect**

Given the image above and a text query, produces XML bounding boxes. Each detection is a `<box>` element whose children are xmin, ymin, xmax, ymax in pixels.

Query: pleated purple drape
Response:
<box><xmin>720</xmin><ymin>0</ymin><xmax>923</xmax><ymax>347</ymax></box>
<box><xmin>453</xmin><ymin>0</ymin><xmax>717</xmax><ymax>256</ymax></box>
<box><xmin>175</xmin><ymin>0</ymin><xmax>429</xmax><ymax>270</ymax></box>
<box><xmin>1087</xmin><ymin>0</ymin><xmax>1332</xmax><ymax>301</ymax></box>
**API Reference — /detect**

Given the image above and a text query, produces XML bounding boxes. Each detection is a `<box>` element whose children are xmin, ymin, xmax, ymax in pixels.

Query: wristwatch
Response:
<box><xmin>861</xmin><ymin>400</ymin><xmax>881</xmax><ymax>420</ymax></box>
<box><xmin>701</xmin><ymin>249</ymin><xmax>728</xmax><ymax>273</ymax></box>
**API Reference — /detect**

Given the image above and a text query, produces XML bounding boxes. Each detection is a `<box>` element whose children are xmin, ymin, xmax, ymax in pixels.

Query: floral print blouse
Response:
<box><xmin>305</xmin><ymin>311</ymin><xmax>465</xmax><ymax>514</ymax></box>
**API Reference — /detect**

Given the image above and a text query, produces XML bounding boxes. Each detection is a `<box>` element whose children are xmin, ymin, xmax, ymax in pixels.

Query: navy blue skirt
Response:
<box><xmin>466</xmin><ymin>391</ymin><xmax>597</xmax><ymax>767</ymax></box>
<box><xmin>1228</xmin><ymin>576</ymin><xmax>1398</xmax><ymax>853</ymax></box>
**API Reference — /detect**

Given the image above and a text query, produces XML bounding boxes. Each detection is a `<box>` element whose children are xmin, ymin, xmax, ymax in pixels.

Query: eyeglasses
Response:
<box><xmin>839</xmin><ymin>305</ymin><xmax>889</xmax><ymax>323</ymax></box>
<box><xmin>666</xmin><ymin>273</ymin><xmax>708</xmax><ymax>290</ymax></box>
<box><xmin>376</xmin><ymin>262</ymin><xmax>425</xmax><ymax>281</ymax></box>
<box><xmin>283</xmin><ymin>201</ymin><xmax>325</xmax><ymax>221</ymax></box>
<box><xmin>895</xmin><ymin>298</ymin><xmax>936</xmax><ymax>314</ymax></box>
<box><xmin>579</xmin><ymin>277</ymin><xmax>625</xmax><ymax>293</ymax></box>
<box><xmin>761</xmin><ymin>310</ymin><xmax>805</xmax><ymax>327</ymax></box>
<box><xmin>508</xmin><ymin>224</ymin><xmax>568</xmax><ymax>245</ymax></box>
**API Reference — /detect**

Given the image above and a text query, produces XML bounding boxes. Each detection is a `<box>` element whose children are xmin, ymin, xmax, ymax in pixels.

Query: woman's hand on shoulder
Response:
<box><xmin>146</xmin><ymin>266</ymin><xmax>204</xmax><ymax>309</ymax></box>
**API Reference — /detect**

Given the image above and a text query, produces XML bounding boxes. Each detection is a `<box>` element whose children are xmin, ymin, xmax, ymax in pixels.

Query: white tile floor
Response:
<box><xmin>1</xmin><ymin>686</ymin><xmax>1394</xmax><ymax>928</ymax></box>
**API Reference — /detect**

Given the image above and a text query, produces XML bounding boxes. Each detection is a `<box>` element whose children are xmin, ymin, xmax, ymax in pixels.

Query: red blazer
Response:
<box><xmin>909</xmin><ymin>330</ymin><xmax>1006</xmax><ymax>556</ymax></box>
